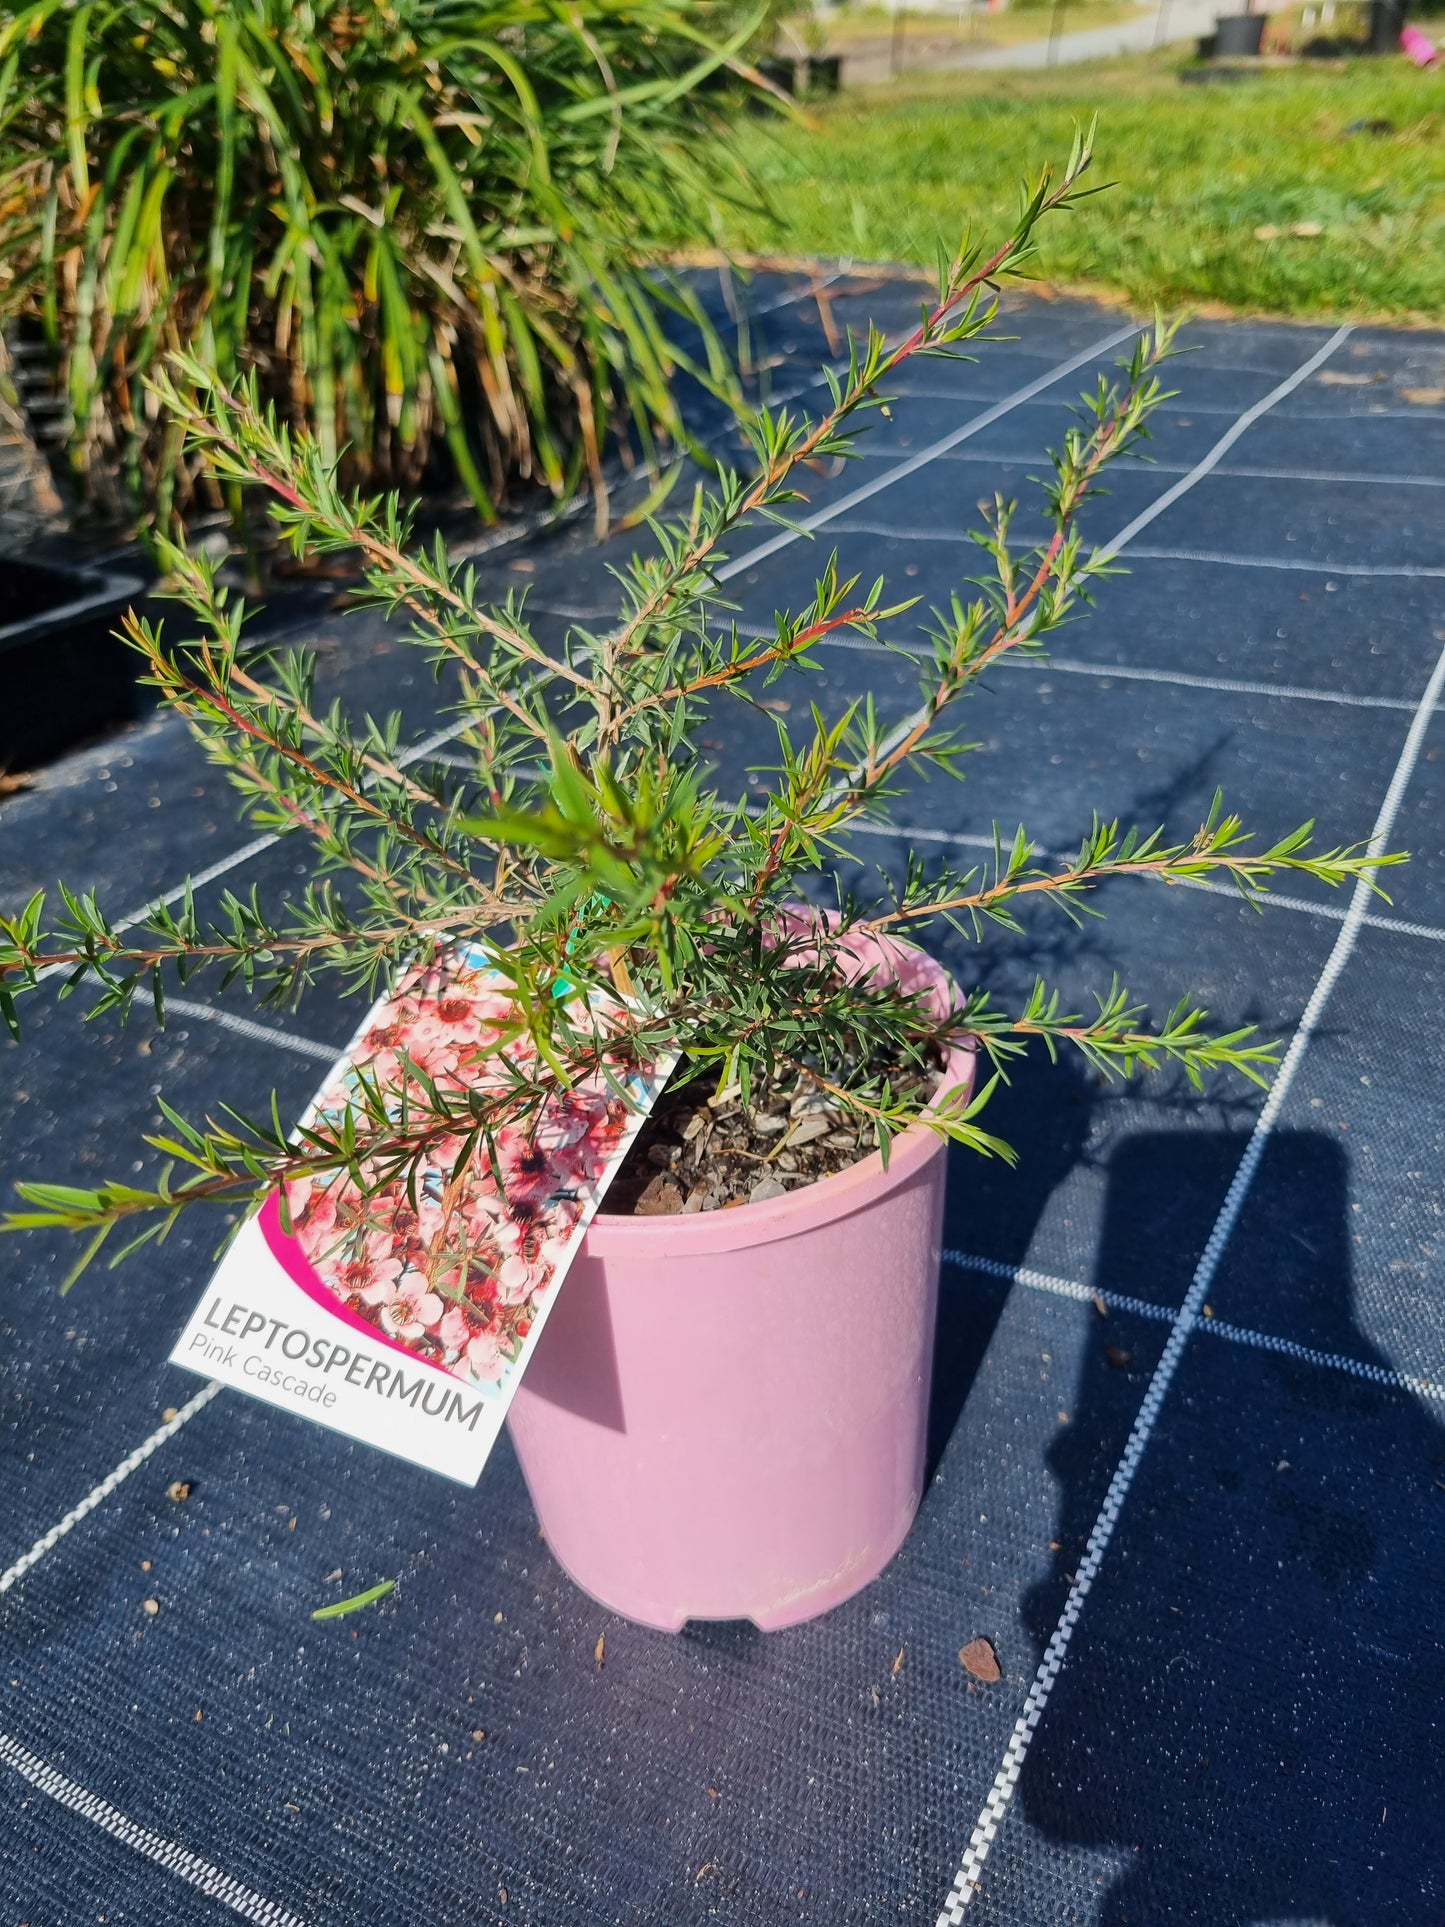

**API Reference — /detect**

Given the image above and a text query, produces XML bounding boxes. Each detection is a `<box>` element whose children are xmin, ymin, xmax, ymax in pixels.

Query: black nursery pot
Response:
<box><xmin>1212</xmin><ymin>11</ymin><xmax>1267</xmax><ymax>53</ymax></box>
<box><xmin>0</xmin><ymin>559</ymin><xmax>144</xmax><ymax>771</ymax></box>
<box><xmin>804</xmin><ymin>53</ymin><xmax>842</xmax><ymax>93</ymax></box>
<box><xmin>1369</xmin><ymin>0</ymin><xmax>1406</xmax><ymax>49</ymax></box>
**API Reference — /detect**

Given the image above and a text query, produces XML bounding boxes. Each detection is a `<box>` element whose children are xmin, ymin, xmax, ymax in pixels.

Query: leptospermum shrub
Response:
<box><xmin>0</xmin><ymin>138</ymin><xmax>1400</xmax><ymax>1280</ymax></box>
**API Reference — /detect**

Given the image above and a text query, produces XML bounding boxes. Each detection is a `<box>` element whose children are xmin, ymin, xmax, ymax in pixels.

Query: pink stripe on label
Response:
<box><xmin>258</xmin><ymin>1193</ymin><xmax>453</xmax><ymax>1379</ymax></box>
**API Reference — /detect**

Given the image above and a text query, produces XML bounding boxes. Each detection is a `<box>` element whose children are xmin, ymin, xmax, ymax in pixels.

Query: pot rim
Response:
<box><xmin>586</xmin><ymin>1034</ymin><xmax>975</xmax><ymax>1256</ymax></box>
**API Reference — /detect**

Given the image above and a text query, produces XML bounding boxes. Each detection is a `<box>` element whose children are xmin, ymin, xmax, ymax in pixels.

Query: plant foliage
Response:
<box><xmin>0</xmin><ymin>135</ymin><xmax>1403</xmax><ymax>1279</ymax></box>
<box><xmin>0</xmin><ymin>0</ymin><xmax>761</xmax><ymax>527</ymax></box>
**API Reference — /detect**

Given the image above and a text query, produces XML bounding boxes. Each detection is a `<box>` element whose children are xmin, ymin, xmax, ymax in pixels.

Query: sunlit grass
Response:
<box><xmin>724</xmin><ymin>56</ymin><xmax>1445</xmax><ymax>318</ymax></box>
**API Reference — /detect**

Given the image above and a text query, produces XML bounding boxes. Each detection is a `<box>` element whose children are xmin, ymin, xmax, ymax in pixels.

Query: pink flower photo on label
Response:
<box><xmin>282</xmin><ymin>951</ymin><xmax>667</xmax><ymax>1392</ymax></box>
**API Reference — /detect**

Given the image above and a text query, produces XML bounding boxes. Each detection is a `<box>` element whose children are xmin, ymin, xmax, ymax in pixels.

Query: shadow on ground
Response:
<box><xmin>1007</xmin><ymin>1131</ymin><xmax>1445</xmax><ymax>1926</ymax></box>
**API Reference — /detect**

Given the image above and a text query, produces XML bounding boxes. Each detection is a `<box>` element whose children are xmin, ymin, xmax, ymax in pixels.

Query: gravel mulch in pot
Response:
<box><xmin>601</xmin><ymin>1057</ymin><xmax>944</xmax><ymax>1216</ymax></box>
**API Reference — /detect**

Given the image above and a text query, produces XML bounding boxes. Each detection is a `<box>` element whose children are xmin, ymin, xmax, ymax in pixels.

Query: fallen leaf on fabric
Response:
<box><xmin>311</xmin><ymin>1578</ymin><xmax>396</xmax><ymax>1621</ymax></box>
<box><xmin>959</xmin><ymin>1637</ymin><xmax>1001</xmax><ymax>1682</ymax></box>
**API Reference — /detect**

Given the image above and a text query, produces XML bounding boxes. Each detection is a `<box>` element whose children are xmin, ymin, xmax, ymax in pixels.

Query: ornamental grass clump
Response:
<box><xmin>0</xmin><ymin>136</ymin><xmax>1401</xmax><ymax>1279</ymax></box>
<box><xmin>0</xmin><ymin>0</ymin><xmax>759</xmax><ymax>527</ymax></box>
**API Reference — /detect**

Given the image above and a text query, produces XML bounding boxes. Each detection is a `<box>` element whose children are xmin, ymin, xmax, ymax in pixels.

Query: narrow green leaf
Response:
<box><xmin>311</xmin><ymin>1578</ymin><xmax>397</xmax><ymax>1622</ymax></box>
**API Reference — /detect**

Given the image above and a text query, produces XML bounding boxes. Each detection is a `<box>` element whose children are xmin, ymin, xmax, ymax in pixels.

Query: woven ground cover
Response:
<box><xmin>2</xmin><ymin>273</ymin><xmax>1442</xmax><ymax>1925</ymax></box>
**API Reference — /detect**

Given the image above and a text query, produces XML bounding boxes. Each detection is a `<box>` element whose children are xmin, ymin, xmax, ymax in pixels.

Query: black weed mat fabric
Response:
<box><xmin>2</xmin><ymin>277</ymin><xmax>1444</xmax><ymax>1927</ymax></box>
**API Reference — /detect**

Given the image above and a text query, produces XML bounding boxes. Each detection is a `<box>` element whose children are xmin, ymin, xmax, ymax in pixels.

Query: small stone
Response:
<box><xmin>682</xmin><ymin>1112</ymin><xmax>708</xmax><ymax>1142</ymax></box>
<box><xmin>142</xmin><ymin>1599</ymin><xmax>160</xmax><ymax>1617</ymax></box>
<box><xmin>471</xmin><ymin>1729</ymin><xmax>486</xmax><ymax>1742</ymax></box>
<box><xmin>681</xmin><ymin>1185</ymin><xmax>709</xmax><ymax>1214</ymax></box>
<box><xmin>1104</xmin><ymin>1346</ymin><xmax>1133</xmax><ymax>1371</ymax></box>
<box><xmin>166</xmin><ymin>1480</ymin><xmax>192</xmax><ymax>1503</ymax></box>
<box><xmin>594</xmin><ymin>1634</ymin><xmax>605</xmax><ymax>1670</ymax></box>
<box><xmin>823</xmin><ymin>1130</ymin><xmax>858</xmax><ymax>1149</ymax></box>
<box><xmin>959</xmin><ymin>1637</ymin><xmax>1000</xmax><ymax>1682</ymax></box>
<box><xmin>749</xmin><ymin>1175</ymin><xmax>788</xmax><ymax>1205</ymax></box>
<box><xmin>789</xmin><ymin>1089</ymin><xmax>832</xmax><ymax>1119</ymax></box>
<box><xmin>752</xmin><ymin>1114</ymin><xmax>787</xmax><ymax>1135</ymax></box>
<box><xmin>161</xmin><ymin>1407</ymin><xmax>179</xmax><ymax>1422</ymax></box>
<box><xmin>634</xmin><ymin>1175</ymin><xmax>684</xmax><ymax>1216</ymax></box>
<box><xmin>785</xmin><ymin>1114</ymin><xmax>835</xmax><ymax>1149</ymax></box>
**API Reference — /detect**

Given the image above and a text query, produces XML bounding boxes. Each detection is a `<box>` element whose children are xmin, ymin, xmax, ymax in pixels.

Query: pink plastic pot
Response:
<box><xmin>506</xmin><ymin>932</ymin><xmax>973</xmax><ymax>1630</ymax></box>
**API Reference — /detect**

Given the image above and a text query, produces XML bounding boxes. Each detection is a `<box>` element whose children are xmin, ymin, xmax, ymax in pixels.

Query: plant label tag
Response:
<box><xmin>170</xmin><ymin>952</ymin><xmax>674</xmax><ymax>1484</ymax></box>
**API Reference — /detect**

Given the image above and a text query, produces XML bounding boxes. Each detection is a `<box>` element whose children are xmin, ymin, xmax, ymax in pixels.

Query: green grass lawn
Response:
<box><xmin>722</xmin><ymin>57</ymin><xmax>1445</xmax><ymax>319</ymax></box>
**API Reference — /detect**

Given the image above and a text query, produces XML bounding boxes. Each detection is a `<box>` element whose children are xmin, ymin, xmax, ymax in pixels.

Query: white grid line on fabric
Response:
<box><xmin>1203</xmin><ymin>1316</ymin><xmax>1445</xmax><ymax>1403</ymax></box>
<box><xmin>816</xmin><ymin>524</ymin><xmax>1445</xmax><ymax>581</ymax></box>
<box><xmin>1165</xmin><ymin>882</ymin><xmax>1445</xmax><ymax>946</ymax></box>
<box><xmin>817</xmin><ymin>626</ymin><xmax>1420</xmax><ymax>713</ymax></box>
<box><xmin>942</xmin><ymin>1250</ymin><xmax>1173</xmax><ymax>1325</ymax></box>
<box><xmin>843</xmin><ymin>819</ymin><xmax>1445</xmax><ymax>948</ymax></box>
<box><xmin>712</xmin><ymin>323</ymin><xmax>1142</xmax><ymax>584</ymax></box>
<box><xmin>1123</xmin><ymin>546</ymin><xmax>1445</xmax><ymax>581</ymax></box>
<box><xmin>880</xmin><ymin>383</ymin><xmax>1445</xmax><ymax>427</ymax></box>
<box><xmin>161</xmin><ymin>998</ymin><xmax>339</xmax><ymax>1062</ymax></box>
<box><xmin>998</xmin><ymin>653</ymin><xmax>1416</xmax><ymax>711</ymax></box>
<box><xmin>0</xmin><ymin>1383</ymin><xmax>220</xmax><ymax>1596</ymax></box>
<box><xmin>0</xmin><ymin>1730</ymin><xmax>309</xmax><ymax>1925</ymax></box>
<box><xmin>846</xmin><ymin>448</ymin><xmax>1445</xmax><ymax>492</ymax></box>
<box><xmin>822</xmin><ymin>523</ymin><xmax>1445</xmax><ymax>584</ymax></box>
<box><xmin>681</xmin><ymin>613</ymin><xmax>1426</xmax><ymax>717</ymax></box>
<box><xmin>933</xmin><ymin>612</ymin><xmax>1445</xmax><ymax>1923</ymax></box>
<box><xmin>941</xmin><ymin>1252</ymin><xmax>1445</xmax><ymax>1403</ymax></box>
<box><xmin>745</xmin><ymin>264</ymin><xmax>850</xmax><ymax>317</ymax></box>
